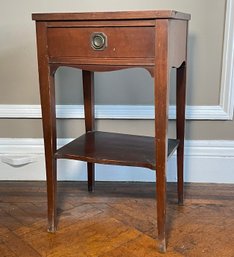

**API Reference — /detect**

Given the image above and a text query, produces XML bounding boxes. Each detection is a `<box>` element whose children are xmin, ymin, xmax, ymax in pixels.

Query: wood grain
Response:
<box><xmin>0</xmin><ymin>182</ymin><xmax>234</xmax><ymax>257</ymax></box>
<box><xmin>47</xmin><ymin>27</ymin><xmax>155</xmax><ymax>58</ymax></box>
<box><xmin>32</xmin><ymin>10</ymin><xmax>191</xmax><ymax>21</ymax></box>
<box><xmin>32</xmin><ymin>11</ymin><xmax>190</xmax><ymax>252</ymax></box>
<box><xmin>83</xmin><ymin>70</ymin><xmax>95</xmax><ymax>192</ymax></box>
<box><xmin>55</xmin><ymin>131</ymin><xmax>179</xmax><ymax>170</ymax></box>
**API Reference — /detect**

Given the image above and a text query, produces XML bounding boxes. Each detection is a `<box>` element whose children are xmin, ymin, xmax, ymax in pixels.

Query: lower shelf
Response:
<box><xmin>55</xmin><ymin>131</ymin><xmax>179</xmax><ymax>170</ymax></box>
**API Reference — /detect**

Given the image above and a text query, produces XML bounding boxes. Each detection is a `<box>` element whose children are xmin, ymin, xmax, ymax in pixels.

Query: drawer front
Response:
<box><xmin>47</xmin><ymin>27</ymin><xmax>155</xmax><ymax>58</ymax></box>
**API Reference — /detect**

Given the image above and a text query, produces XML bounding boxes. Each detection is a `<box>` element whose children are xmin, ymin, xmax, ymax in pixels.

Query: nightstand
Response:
<box><xmin>32</xmin><ymin>10</ymin><xmax>190</xmax><ymax>252</ymax></box>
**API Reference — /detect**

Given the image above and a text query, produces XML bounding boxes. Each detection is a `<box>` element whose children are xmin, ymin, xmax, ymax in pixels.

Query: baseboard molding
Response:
<box><xmin>0</xmin><ymin>138</ymin><xmax>234</xmax><ymax>183</ymax></box>
<box><xmin>0</xmin><ymin>104</ymin><xmax>230</xmax><ymax>120</ymax></box>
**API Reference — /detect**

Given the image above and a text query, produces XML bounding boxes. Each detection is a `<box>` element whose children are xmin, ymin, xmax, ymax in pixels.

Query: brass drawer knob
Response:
<box><xmin>91</xmin><ymin>32</ymin><xmax>107</xmax><ymax>50</ymax></box>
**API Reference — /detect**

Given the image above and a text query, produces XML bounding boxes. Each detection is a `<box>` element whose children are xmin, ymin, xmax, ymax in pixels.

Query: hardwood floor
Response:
<box><xmin>0</xmin><ymin>181</ymin><xmax>234</xmax><ymax>257</ymax></box>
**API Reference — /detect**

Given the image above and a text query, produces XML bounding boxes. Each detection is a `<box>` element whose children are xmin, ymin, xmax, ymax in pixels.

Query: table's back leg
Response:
<box><xmin>176</xmin><ymin>62</ymin><xmax>187</xmax><ymax>205</ymax></box>
<box><xmin>82</xmin><ymin>70</ymin><xmax>95</xmax><ymax>192</ymax></box>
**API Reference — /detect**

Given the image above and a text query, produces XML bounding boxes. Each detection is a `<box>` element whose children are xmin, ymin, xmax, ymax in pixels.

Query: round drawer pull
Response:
<box><xmin>91</xmin><ymin>32</ymin><xmax>107</xmax><ymax>50</ymax></box>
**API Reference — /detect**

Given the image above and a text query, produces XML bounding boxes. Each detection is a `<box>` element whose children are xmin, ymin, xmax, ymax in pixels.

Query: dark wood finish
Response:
<box><xmin>176</xmin><ymin>62</ymin><xmax>187</xmax><ymax>205</ymax></box>
<box><xmin>170</xmin><ymin>20</ymin><xmax>188</xmax><ymax>68</ymax></box>
<box><xmin>55</xmin><ymin>131</ymin><xmax>179</xmax><ymax>169</ymax></box>
<box><xmin>35</xmin><ymin>22</ymin><xmax>57</xmax><ymax>233</ymax></box>
<box><xmin>47</xmin><ymin>27</ymin><xmax>155</xmax><ymax>58</ymax></box>
<box><xmin>82</xmin><ymin>71</ymin><xmax>95</xmax><ymax>192</ymax></box>
<box><xmin>32</xmin><ymin>10</ymin><xmax>191</xmax><ymax>21</ymax></box>
<box><xmin>49</xmin><ymin>58</ymin><xmax>155</xmax><ymax>70</ymax></box>
<box><xmin>1</xmin><ymin>181</ymin><xmax>234</xmax><ymax>257</ymax></box>
<box><xmin>47</xmin><ymin>19</ymin><xmax>156</xmax><ymax>28</ymax></box>
<box><xmin>32</xmin><ymin>10</ymin><xmax>190</xmax><ymax>252</ymax></box>
<box><xmin>154</xmin><ymin>19</ymin><xmax>170</xmax><ymax>252</ymax></box>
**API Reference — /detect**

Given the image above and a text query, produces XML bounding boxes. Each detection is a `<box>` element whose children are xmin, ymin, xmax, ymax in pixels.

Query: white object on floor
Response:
<box><xmin>1</xmin><ymin>155</ymin><xmax>37</xmax><ymax>167</ymax></box>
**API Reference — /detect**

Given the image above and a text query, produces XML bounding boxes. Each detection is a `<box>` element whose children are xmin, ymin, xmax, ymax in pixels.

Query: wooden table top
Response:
<box><xmin>32</xmin><ymin>10</ymin><xmax>191</xmax><ymax>21</ymax></box>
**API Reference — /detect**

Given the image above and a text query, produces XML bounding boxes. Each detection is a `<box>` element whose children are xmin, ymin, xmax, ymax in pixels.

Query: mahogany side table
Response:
<box><xmin>32</xmin><ymin>10</ymin><xmax>190</xmax><ymax>252</ymax></box>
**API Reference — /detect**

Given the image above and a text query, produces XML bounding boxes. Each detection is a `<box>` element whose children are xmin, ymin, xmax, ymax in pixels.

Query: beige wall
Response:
<box><xmin>1</xmin><ymin>119</ymin><xmax>234</xmax><ymax>140</ymax></box>
<box><xmin>1</xmin><ymin>0</ymin><xmax>233</xmax><ymax>140</ymax></box>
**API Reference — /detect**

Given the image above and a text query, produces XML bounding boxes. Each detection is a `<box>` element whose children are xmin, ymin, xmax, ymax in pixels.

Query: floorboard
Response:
<box><xmin>0</xmin><ymin>181</ymin><xmax>233</xmax><ymax>257</ymax></box>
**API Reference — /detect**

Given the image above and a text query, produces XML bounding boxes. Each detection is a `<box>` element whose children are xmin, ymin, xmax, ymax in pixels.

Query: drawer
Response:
<box><xmin>47</xmin><ymin>27</ymin><xmax>155</xmax><ymax>58</ymax></box>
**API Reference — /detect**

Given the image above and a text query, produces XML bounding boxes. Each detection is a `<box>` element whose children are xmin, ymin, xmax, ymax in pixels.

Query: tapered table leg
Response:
<box><xmin>82</xmin><ymin>70</ymin><xmax>95</xmax><ymax>192</ymax></box>
<box><xmin>41</xmin><ymin>70</ymin><xmax>57</xmax><ymax>233</ymax></box>
<box><xmin>155</xmin><ymin>19</ymin><xmax>170</xmax><ymax>253</ymax></box>
<box><xmin>36</xmin><ymin>22</ymin><xmax>57</xmax><ymax>232</ymax></box>
<box><xmin>176</xmin><ymin>62</ymin><xmax>187</xmax><ymax>205</ymax></box>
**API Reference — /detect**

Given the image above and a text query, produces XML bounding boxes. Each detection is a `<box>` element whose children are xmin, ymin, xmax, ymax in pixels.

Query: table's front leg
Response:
<box><xmin>42</xmin><ymin>73</ymin><xmax>57</xmax><ymax>233</ymax></box>
<box><xmin>154</xmin><ymin>19</ymin><xmax>170</xmax><ymax>253</ymax></box>
<box><xmin>36</xmin><ymin>22</ymin><xmax>57</xmax><ymax>232</ymax></box>
<box><xmin>154</xmin><ymin>79</ymin><xmax>169</xmax><ymax>253</ymax></box>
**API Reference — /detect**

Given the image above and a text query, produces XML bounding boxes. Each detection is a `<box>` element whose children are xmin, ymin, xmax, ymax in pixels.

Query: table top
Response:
<box><xmin>32</xmin><ymin>10</ymin><xmax>191</xmax><ymax>21</ymax></box>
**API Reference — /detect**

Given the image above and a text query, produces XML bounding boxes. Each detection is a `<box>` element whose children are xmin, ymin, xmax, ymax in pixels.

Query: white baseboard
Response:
<box><xmin>0</xmin><ymin>104</ymin><xmax>230</xmax><ymax>120</ymax></box>
<box><xmin>0</xmin><ymin>138</ymin><xmax>234</xmax><ymax>183</ymax></box>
